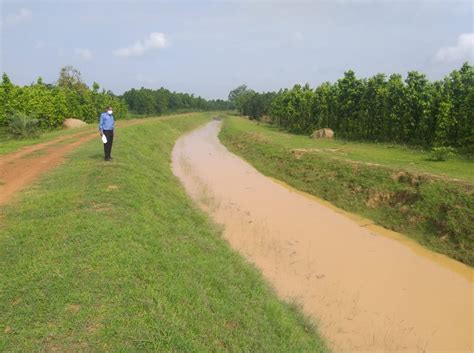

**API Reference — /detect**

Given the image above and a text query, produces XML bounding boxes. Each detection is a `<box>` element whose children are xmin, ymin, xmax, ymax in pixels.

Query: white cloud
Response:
<box><xmin>434</xmin><ymin>33</ymin><xmax>474</xmax><ymax>63</ymax></box>
<box><xmin>114</xmin><ymin>32</ymin><xmax>169</xmax><ymax>57</ymax></box>
<box><xmin>74</xmin><ymin>48</ymin><xmax>93</xmax><ymax>61</ymax></box>
<box><xmin>1</xmin><ymin>8</ymin><xmax>32</xmax><ymax>27</ymax></box>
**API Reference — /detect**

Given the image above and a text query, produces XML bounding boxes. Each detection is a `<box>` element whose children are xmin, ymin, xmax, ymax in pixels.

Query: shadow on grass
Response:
<box><xmin>89</xmin><ymin>153</ymin><xmax>104</xmax><ymax>160</ymax></box>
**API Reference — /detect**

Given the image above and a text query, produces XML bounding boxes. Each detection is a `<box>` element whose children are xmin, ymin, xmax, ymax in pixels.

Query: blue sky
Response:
<box><xmin>1</xmin><ymin>0</ymin><xmax>473</xmax><ymax>99</ymax></box>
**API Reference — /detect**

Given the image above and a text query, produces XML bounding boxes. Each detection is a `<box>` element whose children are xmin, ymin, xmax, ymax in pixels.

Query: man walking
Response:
<box><xmin>99</xmin><ymin>106</ymin><xmax>115</xmax><ymax>161</ymax></box>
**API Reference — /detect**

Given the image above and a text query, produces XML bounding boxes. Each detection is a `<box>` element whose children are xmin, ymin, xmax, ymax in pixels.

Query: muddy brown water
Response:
<box><xmin>172</xmin><ymin>121</ymin><xmax>473</xmax><ymax>353</ymax></box>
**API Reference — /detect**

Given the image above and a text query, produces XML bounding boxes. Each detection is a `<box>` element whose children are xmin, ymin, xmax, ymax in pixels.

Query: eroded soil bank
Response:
<box><xmin>172</xmin><ymin>121</ymin><xmax>473</xmax><ymax>353</ymax></box>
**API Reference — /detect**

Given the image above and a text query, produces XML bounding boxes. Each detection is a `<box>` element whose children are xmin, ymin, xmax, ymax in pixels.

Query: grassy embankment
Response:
<box><xmin>0</xmin><ymin>111</ymin><xmax>230</xmax><ymax>156</ymax></box>
<box><xmin>219</xmin><ymin>116</ymin><xmax>474</xmax><ymax>266</ymax></box>
<box><xmin>0</xmin><ymin>112</ymin><xmax>328</xmax><ymax>352</ymax></box>
<box><xmin>0</xmin><ymin>113</ymin><xmax>179</xmax><ymax>156</ymax></box>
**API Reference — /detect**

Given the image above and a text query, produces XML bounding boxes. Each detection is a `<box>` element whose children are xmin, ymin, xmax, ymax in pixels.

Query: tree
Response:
<box><xmin>228</xmin><ymin>85</ymin><xmax>252</xmax><ymax>112</ymax></box>
<box><xmin>0</xmin><ymin>70</ymin><xmax>127</xmax><ymax>128</ymax></box>
<box><xmin>335</xmin><ymin>70</ymin><xmax>364</xmax><ymax>138</ymax></box>
<box><xmin>57</xmin><ymin>65</ymin><xmax>87</xmax><ymax>92</ymax></box>
<box><xmin>258</xmin><ymin>63</ymin><xmax>473</xmax><ymax>149</ymax></box>
<box><xmin>386</xmin><ymin>74</ymin><xmax>406</xmax><ymax>142</ymax></box>
<box><xmin>312</xmin><ymin>82</ymin><xmax>335</xmax><ymax>130</ymax></box>
<box><xmin>362</xmin><ymin>73</ymin><xmax>388</xmax><ymax>140</ymax></box>
<box><xmin>0</xmin><ymin>73</ymin><xmax>20</xmax><ymax>125</ymax></box>
<box><xmin>92</xmin><ymin>82</ymin><xmax>100</xmax><ymax>93</ymax></box>
<box><xmin>404</xmin><ymin>71</ymin><xmax>432</xmax><ymax>145</ymax></box>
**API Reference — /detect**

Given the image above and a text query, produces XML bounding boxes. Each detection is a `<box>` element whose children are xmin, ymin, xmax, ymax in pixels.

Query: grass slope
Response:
<box><xmin>225</xmin><ymin>119</ymin><xmax>474</xmax><ymax>182</ymax></box>
<box><xmin>0</xmin><ymin>113</ymin><xmax>328</xmax><ymax>352</ymax></box>
<box><xmin>219</xmin><ymin>116</ymin><xmax>474</xmax><ymax>266</ymax></box>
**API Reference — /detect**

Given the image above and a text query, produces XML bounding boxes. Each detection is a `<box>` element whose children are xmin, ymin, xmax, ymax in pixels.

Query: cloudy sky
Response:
<box><xmin>0</xmin><ymin>0</ymin><xmax>473</xmax><ymax>99</ymax></box>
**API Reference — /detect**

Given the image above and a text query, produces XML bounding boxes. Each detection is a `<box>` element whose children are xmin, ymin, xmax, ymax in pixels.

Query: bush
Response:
<box><xmin>0</xmin><ymin>70</ymin><xmax>129</xmax><ymax>130</ymax></box>
<box><xmin>427</xmin><ymin>146</ymin><xmax>456</xmax><ymax>161</ymax></box>
<box><xmin>8</xmin><ymin>113</ymin><xmax>40</xmax><ymax>139</ymax></box>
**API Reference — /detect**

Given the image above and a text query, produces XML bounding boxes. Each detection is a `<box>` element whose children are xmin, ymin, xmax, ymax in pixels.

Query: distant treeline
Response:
<box><xmin>0</xmin><ymin>65</ymin><xmax>233</xmax><ymax>130</ymax></box>
<box><xmin>122</xmin><ymin>87</ymin><xmax>232</xmax><ymax>115</ymax></box>
<box><xmin>229</xmin><ymin>62</ymin><xmax>473</xmax><ymax>149</ymax></box>
<box><xmin>0</xmin><ymin>66</ymin><xmax>128</xmax><ymax>128</ymax></box>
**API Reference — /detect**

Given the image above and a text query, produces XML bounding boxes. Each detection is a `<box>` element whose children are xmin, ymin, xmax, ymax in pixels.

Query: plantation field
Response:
<box><xmin>224</xmin><ymin>118</ymin><xmax>474</xmax><ymax>183</ymax></box>
<box><xmin>219</xmin><ymin>116</ymin><xmax>474</xmax><ymax>265</ymax></box>
<box><xmin>0</xmin><ymin>113</ymin><xmax>328</xmax><ymax>352</ymax></box>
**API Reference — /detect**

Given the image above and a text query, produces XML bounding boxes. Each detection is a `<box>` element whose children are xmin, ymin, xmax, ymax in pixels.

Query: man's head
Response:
<box><xmin>107</xmin><ymin>106</ymin><xmax>113</xmax><ymax>115</ymax></box>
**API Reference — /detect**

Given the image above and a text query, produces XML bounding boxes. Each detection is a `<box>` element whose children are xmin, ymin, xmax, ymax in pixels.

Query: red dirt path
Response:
<box><xmin>0</xmin><ymin>120</ymin><xmax>145</xmax><ymax>205</ymax></box>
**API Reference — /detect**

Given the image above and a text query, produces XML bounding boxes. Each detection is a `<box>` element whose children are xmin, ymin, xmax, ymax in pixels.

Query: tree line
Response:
<box><xmin>0</xmin><ymin>65</ymin><xmax>232</xmax><ymax>131</ymax></box>
<box><xmin>0</xmin><ymin>66</ymin><xmax>128</xmax><ymax>129</ymax></box>
<box><xmin>122</xmin><ymin>87</ymin><xmax>232</xmax><ymax>115</ymax></box>
<box><xmin>229</xmin><ymin>62</ymin><xmax>473</xmax><ymax>149</ymax></box>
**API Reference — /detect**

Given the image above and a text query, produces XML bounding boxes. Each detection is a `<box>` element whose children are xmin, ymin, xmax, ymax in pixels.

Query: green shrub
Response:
<box><xmin>427</xmin><ymin>146</ymin><xmax>456</xmax><ymax>161</ymax></box>
<box><xmin>8</xmin><ymin>113</ymin><xmax>40</xmax><ymax>139</ymax></box>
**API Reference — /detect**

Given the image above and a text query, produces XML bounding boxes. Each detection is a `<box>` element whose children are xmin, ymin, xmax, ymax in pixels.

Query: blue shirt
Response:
<box><xmin>99</xmin><ymin>112</ymin><xmax>115</xmax><ymax>131</ymax></box>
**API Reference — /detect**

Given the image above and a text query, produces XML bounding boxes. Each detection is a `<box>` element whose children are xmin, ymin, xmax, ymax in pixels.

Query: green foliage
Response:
<box><xmin>123</xmin><ymin>87</ymin><xmax>232</xmax><ymax>115</ymax></box>
<box><xmin>228</xmin><ymin>84</ymin><xmax>249</xmax><ymax>108</ymax></box>
<box><xmin>57</xmin><ymin>65</ymin><xmax>87</xmax><ymax>91</ymax></box>
<box><xmin>428</xmin><ymin>146</ymin><xmax>457</xmax><ymax>161</ymax></box>
<box><xmin>0</xmin><ymin>67</ymin><xmax>128</xmax><ymax>129</ymax></box>
<box><xmin>232</xmin><ymin>63</ymin><xmax>473</xmax><ymax>150</ymax></box>
<box><xmin>228</xmin><ymin>85</ymin><xmax>278</xmax><ymax>120</ymax></box>
<box><xmin>7</xmin><ymin>112</ymin><xmax>40</xmax><ymax>139</ymax></box>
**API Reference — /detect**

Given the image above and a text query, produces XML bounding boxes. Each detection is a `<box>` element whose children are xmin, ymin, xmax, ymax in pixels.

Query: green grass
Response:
<box><xmin>219</xmin><ymin>116</ymin><xmax>474</xmax><ymax>266</ymax></box>
<box><xmin>0</xmin><ymin>113</ymin><xmax>230</xmax><ymax>156</ymax></box>
<box><xmin>0</xmin><ymin>125</ymin><xmax>95</xmax><ymax>155</ymax></box>
<box><xmin>125</xmin><ymin>110</ymin><xmax>231</xmax><ymax>120</ymax></box>
<box><xmin>0</xmin><ymin>112</ymin><xmax>328</xmax><ymax>352</ymax></box>
<box><xmin>224</xmin><ymin>119</ymin><xmax>474</xmax><ymax>183</ymax></box>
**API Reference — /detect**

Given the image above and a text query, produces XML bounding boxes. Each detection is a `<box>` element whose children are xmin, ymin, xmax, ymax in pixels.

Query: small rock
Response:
<box><xmin>311</xmin><ymin>128</ymin><xmax>334</xmax><ymax>139</ymax></box>
<box><xmin>63</xmin><ymin>118</ymin><xmax>88</xmax><ymax>129</ymax></box>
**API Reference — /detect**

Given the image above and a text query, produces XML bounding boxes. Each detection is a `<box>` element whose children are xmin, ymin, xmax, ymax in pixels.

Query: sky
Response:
<box><xmin>0</xmin><ymin>0</ymin><xmax>473</xmax><ymax>100</ymax></box>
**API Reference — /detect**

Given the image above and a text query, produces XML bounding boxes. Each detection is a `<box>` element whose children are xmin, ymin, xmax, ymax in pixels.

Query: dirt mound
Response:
<box><xmin>63</xmin><ymin>118</ymin><xmax>88</xmax><ymax>129</ymax></box>
<box><xmin>311</xmin><ymin>128</ymin><xmax>334</xmax><ymax>139</ymax></box>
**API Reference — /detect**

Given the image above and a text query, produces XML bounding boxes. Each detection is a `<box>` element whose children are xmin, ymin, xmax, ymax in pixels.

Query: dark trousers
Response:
<box><xmin>103</xmin><ymin>130</ymin><xmax>114</xmax><ymax>160</ymax></box>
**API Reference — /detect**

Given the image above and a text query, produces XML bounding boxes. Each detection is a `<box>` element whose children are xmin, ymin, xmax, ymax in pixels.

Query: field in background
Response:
<box><xmin>224</xmin><ymin>118</ymin><xmax>473</xmax><ymax>182</ymax></box>
<box><xmin>0</xmin><ymin>112</ymin><xmax>328</xmax><ymax>352</ymax></box>
<box><xmin>219</xmin><ymin>116</ymin><xmax>474</xmax><ymax>265</ymax></box>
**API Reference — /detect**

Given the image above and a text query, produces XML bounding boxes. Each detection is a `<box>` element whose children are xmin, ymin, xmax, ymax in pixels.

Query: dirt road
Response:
<box><xmin>0</xmin><ymin>119</ymin><xmax>147</xmax><ymax>206</ymax></box>
<box><xmin>172</xmin><ymin>120</ymin><xmax>473</xmax><ymax>353</ymax></box>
